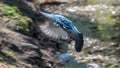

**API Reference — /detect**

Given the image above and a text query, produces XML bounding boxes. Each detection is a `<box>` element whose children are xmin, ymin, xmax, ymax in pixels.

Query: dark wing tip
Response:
<box><xmin>75</xmin><ymin>33</ymin><xmax>84</xmax><ymax>52</ymax></box>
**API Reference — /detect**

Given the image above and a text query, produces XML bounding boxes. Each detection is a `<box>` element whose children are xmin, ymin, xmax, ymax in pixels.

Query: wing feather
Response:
<box><xmin>39</xmin><ymin>21</ymin><xmax>69</xmax><ymax>40</ymax></box>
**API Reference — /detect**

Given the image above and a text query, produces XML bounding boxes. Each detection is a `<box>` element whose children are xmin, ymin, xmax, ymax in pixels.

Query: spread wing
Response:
<box><xmin>39</xmin><ymin>20</ymin><xmax>69</xmax><ymax>41</ymax></box>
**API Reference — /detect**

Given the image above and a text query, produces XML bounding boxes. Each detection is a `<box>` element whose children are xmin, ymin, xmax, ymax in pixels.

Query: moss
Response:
<box><xmin>87</xmin><ymin>0</ymin><xmax>100</xmax><ymax>4</ymax></box>
<box><xmin>87</xmin><ymin>0</ymin><xmax>114</xmax><ymax>5</ymax></box>
<box><xmin>0</xmin><ymin>3</ymin><xmax>31</xmax><ymax>32</ymax></box>
<box><xmin>6</xmin><ymin>52</ymin><xmax>14</xmax><ymax>57</ymax></box>
<box><xmin>0</xmin><ymin>57</ymin><xmax>4</xmax><ymax>61</ymax></box>
<box><xmin>97</xmin><ymin>25</ymin><xmax>103</xmax><ymax>30</ymax></box>
<box><xmin>0</xmin><ymin>3</ymin><xmax>20</xmax><ymax>16</ymax></box>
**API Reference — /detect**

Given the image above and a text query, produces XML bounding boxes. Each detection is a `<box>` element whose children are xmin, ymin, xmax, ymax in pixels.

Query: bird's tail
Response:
<box><xmin>70</xmin><ymin>31</ymin><xmax>84</xmax><ymax>52</ymax></box>
<box><xmin>75</xmin><ymin>33</ymin><xmax>84</xmax><ymax>52</ymax></box>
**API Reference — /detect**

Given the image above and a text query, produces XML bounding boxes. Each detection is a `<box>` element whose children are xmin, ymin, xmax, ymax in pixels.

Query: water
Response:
<box><xmin>65</xmin><ymin>5</ymin><xmax>120</xmax><ymax>67</ymax></box>
<box><xmin>65</xmin><ymin>59</ymin><xmax>101</xmax><ymax>68</ymax></box>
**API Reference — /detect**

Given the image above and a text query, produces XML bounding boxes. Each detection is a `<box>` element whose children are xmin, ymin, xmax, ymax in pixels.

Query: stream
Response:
<box><xmin>61</xmin><ymin>3</ymin><xmax>120</xmax><ymax>68</ymax></box>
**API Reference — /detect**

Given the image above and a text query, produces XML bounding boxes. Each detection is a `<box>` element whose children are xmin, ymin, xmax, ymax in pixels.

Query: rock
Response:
<box><xmin>57</xmin><ymin>53</ymin><xmax>73</xmax><ymax>63</ymax></box>
<box><xmin>0</xmin><ymin>27</ymin><xmax>65</xmax><ymax>68</ymax></box>
<box><xmin>87</xmin><ymin>63</ymin><xmax>100</xmax><ymax>68</ymax></box>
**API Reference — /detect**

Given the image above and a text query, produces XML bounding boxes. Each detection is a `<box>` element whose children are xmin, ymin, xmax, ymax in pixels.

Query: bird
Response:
<box><xmin>38</xmin><ymin>11</ymin><xmax>84</xmax><ymax>52</ymax></box>
<box><xmin>17</xmin><ymin>0</ymin><xmax>84</xmax><ymax>52</ymax></box>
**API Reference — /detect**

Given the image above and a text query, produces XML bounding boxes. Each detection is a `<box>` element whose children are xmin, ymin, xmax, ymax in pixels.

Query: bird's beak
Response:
<box><xmin>39</xmin><ymin>11</ymin><xmax>53</xmax><ymax>19</ymax></box>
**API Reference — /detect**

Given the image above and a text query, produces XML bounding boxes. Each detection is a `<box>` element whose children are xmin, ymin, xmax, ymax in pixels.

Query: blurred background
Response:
<box><xmin>0</xmin><ymin>0</ymin><xmax>120</xmax><ymax>68</ymax></box>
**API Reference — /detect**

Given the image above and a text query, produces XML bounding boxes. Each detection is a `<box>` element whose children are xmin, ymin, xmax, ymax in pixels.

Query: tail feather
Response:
<box><xmin>75</xmin><ymin>33</ymin><xmax>84</xmax><ymax>52</ymax></box>
<box><xmin>70</xmin><ymin>31</ymin><xmax>84</xmax><ymax>52</ymax></box>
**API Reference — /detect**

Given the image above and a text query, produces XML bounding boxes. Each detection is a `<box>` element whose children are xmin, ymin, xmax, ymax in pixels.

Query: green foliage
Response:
<box><xmin>0</xmin><ymin>4</ymin><xmax>20</xmax><ymax>17</ymax></box>
<box><xmin>87</xmin><ymin>0</ymin><xmax>100</xmax><ymax>4</ymax></box>
<box><xmin>6</xmin><ymin>52</ymin><xmax>14</xmax><ymax>57</ymax></box>
<box><xmin>97</xmin><ymin>25</ymin><xmax>103</xmax><ymax>30</ymax></box>
<box><xmin>95</xmin><ymin>7</ymin><xmax>115</xmax><ymax>24</ymax></box>
<box><xmin>95</xmin><ymin>24</ymin><xmax>120</xmax><ymax>41</ymax></box>
<box><xmin>0</xmin><ymin>57</ymin><xmax>4</xmax><ymax>61</ymax></box>
<box><xmin>0</xmin><ymin>51</ymin><xmax>16</xmax><ymax>63</ymax></box>
<box><xmin>112</xmin><ymin>15</ymin><xmax>120</xmax><ymax>21</ymax></box>
<box><xmin>87</xmin><ymin>0</ymin><xmax>114</xmax><ymax>5</ymax></box>
<box><xmin>0</xmin><ymin>3</ymin><xmax>31</xmax><ymax>32</ymax></box>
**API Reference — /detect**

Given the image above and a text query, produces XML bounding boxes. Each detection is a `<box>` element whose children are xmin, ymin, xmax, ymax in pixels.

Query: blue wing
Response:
<box><xmin>39</xmin><ymin>11</ymin><xmax>79</xmax><ymax>32</ymax></box>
